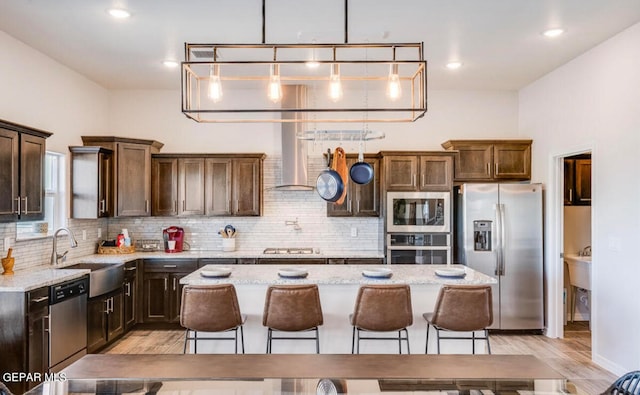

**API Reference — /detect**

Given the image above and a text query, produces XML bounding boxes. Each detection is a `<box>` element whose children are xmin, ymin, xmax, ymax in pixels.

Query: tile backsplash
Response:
<box><xmin>1</xmin><ymin>156</ymin><xmax>382</xmax><ymax>271</ymax></box>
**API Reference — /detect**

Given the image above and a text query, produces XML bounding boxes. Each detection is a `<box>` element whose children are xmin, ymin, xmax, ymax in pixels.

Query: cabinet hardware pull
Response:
<box><xmin>422</xmin><ymin>174</ymin><xmax>425</xmax><ymax>187</ymax></box>
<box><xmin>32</xmin><ymin>296</ymin><xmax>49</xmax><ymax>303</ymax></box>
<box><xmin>357</xmin><ymin>200</ymin><xmax>360</xmax><ymax>213</ymax></box>
<box><xmin>569</xmin><ymin>189</ymin><xmax>573</xmax><ymax>202</ymax></box>
<box><xmin>22</xmin><ymin>197</ymin><xmax>28</xmax><ymax>214</ymax></box>
<box><xmin>125</xmin><ymin>266</ymin><xmax>137</xmax><ymax>271</ymax></box>
<box><xmin>235</xmin><ymin>199</ymin><xmax>239</xmax><ymax>213</ymax></box>
<box><xmin>163</xmin><ymin>264</ymin><xmax>177</xmax><ymax>268</ymax></box>
<box><xmin>15</xmin><ymin>197</ymin><xmax>21</xmax><ymax>215</ymax></box>
<box><xmin>173</xmin><ymin>277</ymin><xmax>177</xmax><ymax>291</ymax></box>
<box><xmin>174</xmin><ymin>200</ymin><xmax>178</xmax><ymax>213</ymax></box>
<box><xmin>412</xmin><ymin>174</ymin><xmax>416</xmax><ymax>187</ymax></box>
<box><xmin>495</xmin><ymin>163</ymin><xmax>498</xmax><ymax>175</ymax></box>
<box><xmin>183</xmin><ymin>200</ymin><xmax>186</xmax><ymax>212</ymax></box>
<box><xmin>486</xmin><ymin>163</ymin><xmax>490</xmax><ymax>175</ymax></box>
<box><xmin>125</xmin><ymin>283</ymin><xmax>131</xmax><ymax>297</ymax></box>
<box><xmin>104</xmin><ymin>298</ymin><xmax>110</xmax><ymax>313</ymax></box>
<box><xmin>99</xmin><ymin>199</ymin><xmax>106</xmax><ymax>214</ymax></box>
<box><xmin>347</xmin><ymin>199</ymin><xmax>351</xmax><ymax>211</ymax></box>
<box><xmin>164</xmin><ymin>278</ymin><xmax>168</xmax><ymax>291</ymax></box>
<box><xmin>145</xmin><ymin>200</ymin><xmax>149</xmax><ymax>213</ymax></box>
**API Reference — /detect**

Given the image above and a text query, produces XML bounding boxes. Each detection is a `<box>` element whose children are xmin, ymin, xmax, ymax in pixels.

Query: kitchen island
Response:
<box><xmin>180</xmin><ymin>264</ymin><xmax>496</xmax><ymax>354</ymax></box>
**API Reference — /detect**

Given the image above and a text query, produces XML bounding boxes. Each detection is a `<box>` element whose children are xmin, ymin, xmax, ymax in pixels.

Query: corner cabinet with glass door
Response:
<box><xmin>70</xmin><ymin>146</ymin><xmax>114</xmax><ymax>218</ymax></box>
<box><xmin>0</xmin><ymin>119</ymin><xmax>51</xmax><ymax>222</ymax></box>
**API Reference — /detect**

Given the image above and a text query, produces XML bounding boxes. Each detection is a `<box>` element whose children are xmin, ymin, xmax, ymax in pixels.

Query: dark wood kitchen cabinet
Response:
<box><xmin>564</xmin><ymin>156</ymin><xmax>591</xmax><ymax>206</ymax></box>
<box><xmin>0</xmin><ymin>286</ymin><xmax>50</xmax><ymax>394</ymax></box>
<box><xmin>205</xmin><ymin>154</ymin><xmax>265</xmax><ymax>216</ymax></box>
<box><xmin>123</xmin><ymin>260</ymin><xmax>139</xmax><ymax>332</ymax></box>
<box><xmin>0</xmin><ymin>119</ymin><xmax>51</xmax><ymax>222</ymax></box>
<box><xmin>87</xmin><ymin>289</ymin><xmax>124</xmax><ymax>353</ymax></box>
<box><xmin>328</xmin><ymin>154</ymin><xmax>380</xmax><ymax>217</ymax></box>
<box><xmin>142</xmin><ymin>259</ymin><xmax>197</xmax><ymax>324</ymax></box>
<box><xmin>381</xmin><ymin>152</ymin><xmax>453</xmax><ymax>192</ymax></box>
<box><xmin>70</xmin><ymin>146</ymin><xmax>113</xmax><ymax>218</ymax></box>
<box><xmin>151</xmin><ymin>155</ymin><xmax>205</xmax><ymax>216</ymax></box>
<box><xmin>441</xmin><ymin>140</ymin><xmax>532</xmax><ymax>181</ymax></box>
<box><xmin>81</xmin><ymin>136</ymin><xmax>164</xmax><ymax>217</ymax></box>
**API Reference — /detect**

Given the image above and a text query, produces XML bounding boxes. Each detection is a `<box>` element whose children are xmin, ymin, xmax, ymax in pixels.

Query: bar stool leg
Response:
<box><xmin>315</xmin><ymin>327</ymin><xmax>320</xmax><ymax>354</ymax></box>
<box><xmin>194</xmin><ymin>331</ymin><xmax>198</xmax><ymax>354</ymax></box>
<box><xmin>240</xmin><ymin>326</ymin><xmax>245</xmax><ymax>354</ymax></box>
<box><xmin>398</xmin><ymin>330</ymin><xmax>402</xmax><ymax>354</ymax></box>
<box><xmin>266</xmin><ymin>328</ymin><xmax>271</xmax><ymax>354</ymax></box>
<box><xmin>425</xmin><ymin>324</ymin><xmax>430</xmax><ymax>354</ymax></box>
<box><xmin>404</xmin><ymin>328</ymin><xmax>410</xmax><ymax>354</ymax></box>
<box><xmin>183</xmin><ymin>330</ymin><xmax>188</xmax><ymax>354</ymax></box>
<box><xmin>472</xmin><ymin>331</ymin><xmax>476</xmax><ymax>354</ymax></box>
<box><xmin>351</xmin><ymin>327</ymin><xmax>356</xmax><ymax>354</ymax></box>
<box><xmin>436</xmin><ymin>328</ymin><xmax>441</xmax><ymax>354</ymax></box>
<box><xmin>485</xmin><ymin>329</ymin><xmax>492</xmax><ymax>354</ymax></box>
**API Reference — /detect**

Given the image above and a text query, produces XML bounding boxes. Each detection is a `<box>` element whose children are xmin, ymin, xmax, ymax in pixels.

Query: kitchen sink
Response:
<box><xmin>59</xmin><ymin>262</ymin><xmax>124</xmax><ymax>298</ymax></box>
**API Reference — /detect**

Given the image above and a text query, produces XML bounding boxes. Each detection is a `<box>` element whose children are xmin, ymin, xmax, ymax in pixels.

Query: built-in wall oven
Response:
<box><xmin>386</xmin><ymin>191</ymin><xmax>451</xmax><ymax>264</ymax></box>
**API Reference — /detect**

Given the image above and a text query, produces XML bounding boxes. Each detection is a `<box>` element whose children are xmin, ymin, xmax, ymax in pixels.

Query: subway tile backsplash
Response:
<box><xmin>2</xmin><ymin>156</ymin><xmax>381</xmax><ymax>271</ymax></box>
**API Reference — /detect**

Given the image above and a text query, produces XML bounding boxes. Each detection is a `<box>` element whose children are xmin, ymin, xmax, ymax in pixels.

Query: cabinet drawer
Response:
<box><xmin>143</xmin><ymin>259</ymin><xmax>197</xmax><ymax>272</ymax></box>
<box><xmin>199</xmin><ymin>258</ymin><xmax>236</xmax><ymax>267</ymax></box>
<box><xmin>347</xmin><ymin>258</ymin><xmax>384</xmax><ymax>265</ymax></box>
<box><xmin>28</xmin><ymin>286</ymin><xmax>50</xmax><ymax>312</ymax></box>
<box><xmin>257</xmin><ymin>258</ymin><xmax>327</xmax><ymax>265</ymax></box>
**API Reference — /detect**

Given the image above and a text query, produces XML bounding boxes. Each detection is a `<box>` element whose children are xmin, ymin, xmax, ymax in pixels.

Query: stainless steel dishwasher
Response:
<box><xmin>48</xmin><ymin>276</ymin><xmax>88</xmax><ymax>372</ymax></box>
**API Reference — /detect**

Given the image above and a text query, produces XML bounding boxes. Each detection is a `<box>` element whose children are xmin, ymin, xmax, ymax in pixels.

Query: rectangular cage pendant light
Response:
<box><xmin>181</xmin><ymin>42</ymin><xmax>427</xmax><ymax>123</ymax></box>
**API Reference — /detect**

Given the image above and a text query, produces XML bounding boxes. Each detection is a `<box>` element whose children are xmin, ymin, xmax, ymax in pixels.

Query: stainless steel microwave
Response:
<box><xmin>386</xmin><ymin>191</ymin><xmax>450</xmax><ymax>233</ymax></box>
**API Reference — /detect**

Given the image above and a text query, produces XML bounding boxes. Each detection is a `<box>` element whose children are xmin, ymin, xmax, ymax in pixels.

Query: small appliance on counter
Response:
<box><xmin>163</xmin><ymin>226</ymin><xmax>185</xmax><ymax>253</ymax></box>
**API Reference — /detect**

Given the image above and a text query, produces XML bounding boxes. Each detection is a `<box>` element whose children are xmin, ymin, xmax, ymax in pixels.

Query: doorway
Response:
<box><xmin>560</xmin><ymin>151</ymin><xmax>592</xmax><ymax>343</ymax></box>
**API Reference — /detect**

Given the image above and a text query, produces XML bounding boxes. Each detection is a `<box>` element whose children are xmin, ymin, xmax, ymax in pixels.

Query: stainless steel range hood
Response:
<box><xmin>275</xmin><ymin>85</ymin><xmax>313</xmax><ymax>191</ymax></box>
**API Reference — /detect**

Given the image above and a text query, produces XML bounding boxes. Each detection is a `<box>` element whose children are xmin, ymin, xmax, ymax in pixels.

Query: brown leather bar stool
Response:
<box><xmin>263</xmin><ymin>284</ymin><xmax>324</xmax><ymax>354</ymax></box>
<box><xmin>350</xmin><ymin>284</ymin><xmax>413</xmax><ymax>354</ymax></box>
<box><xmin>424</xmin><ymin>284</ymin><xmax>493</xmax><ymax>354</ymax></box>
<box><xmin>180</xmin><ymin>284</ymin><xmax>246</xmax><ymax>354</ymax></box>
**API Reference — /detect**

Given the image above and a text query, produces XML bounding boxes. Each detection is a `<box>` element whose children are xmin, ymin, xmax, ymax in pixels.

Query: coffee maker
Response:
<box><xmin>163</xmin><ymin>226</ymin><xmax>185</xmax><ymax>253</ymax></box>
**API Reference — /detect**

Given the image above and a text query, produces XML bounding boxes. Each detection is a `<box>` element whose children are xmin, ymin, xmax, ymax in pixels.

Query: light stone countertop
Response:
<box><xmin>181</xmin><ymin>264</ymin><xmax>497</xmax><ymax>286</ymax></box>
<box><xmin>0</xmin><ymin>249</ymin><xmax>385</xmax><ymax>292</ymax></box>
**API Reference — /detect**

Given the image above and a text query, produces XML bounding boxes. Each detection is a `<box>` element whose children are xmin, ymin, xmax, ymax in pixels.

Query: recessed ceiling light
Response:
<box><xmin>543</xmin><ymin>28</ymin><xmax>565</xmax><ymax>38</ymax></box>
<box><xmin>163</xmin><ymin>60</ymin><xmax>179</xmax><ymax>68</ymax></box>
<box><xmin>107</xmin><ymin>8</ymin><xmax>131</xmax><ymax>19</ymax></box>
<box><xmin>446</xmin><ymin>62</ymin><xmax>463</xmax><ymax>70</ymax></box>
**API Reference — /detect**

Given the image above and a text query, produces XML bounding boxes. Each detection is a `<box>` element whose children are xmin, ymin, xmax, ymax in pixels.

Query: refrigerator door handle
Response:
<box><xmin>495</xmin><ymin>203</ymin><xmax>502</xmax><ymax>276</ymax></box>
<box><xmin>499</xmin><ymin>203</ymin><xmax>506</xmax><ymax>275</ymax></box>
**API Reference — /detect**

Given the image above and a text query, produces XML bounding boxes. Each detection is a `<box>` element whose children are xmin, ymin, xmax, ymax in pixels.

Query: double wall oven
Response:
<box><xmin>386</xmin><ymin>191</ymin><xmax>451</xmax><ymax>264</ymax></box>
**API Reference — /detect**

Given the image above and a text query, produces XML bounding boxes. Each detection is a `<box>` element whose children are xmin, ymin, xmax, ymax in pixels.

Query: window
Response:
<box><xmin>16</xmin><ymin>151</ymin><xmax>66</xmax><ymax>239</ymax></box>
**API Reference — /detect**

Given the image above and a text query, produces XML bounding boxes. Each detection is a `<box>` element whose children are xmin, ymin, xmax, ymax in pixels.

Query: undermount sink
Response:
<box><xmin>58</xmin><ymin>262</ymin><xmax>124</xmax><ymax>298</ymax></box>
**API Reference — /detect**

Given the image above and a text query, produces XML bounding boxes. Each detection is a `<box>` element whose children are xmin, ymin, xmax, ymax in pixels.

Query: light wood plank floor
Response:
<box><xmin>103</xmin><ymin>321</ymin><xmax>616</xmax><ymax>395</ymax></box>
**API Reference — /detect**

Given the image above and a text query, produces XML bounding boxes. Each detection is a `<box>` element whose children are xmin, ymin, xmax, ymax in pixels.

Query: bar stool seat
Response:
<box><xmin>424</xmin><ymin>284</ymin><xmax>493</xmax><ymax>354</ymax></box>
<box><xmin>350</xmin><ymin>284</ymin><xmax>413</xmax><ymax>354</ymax></box>
<box><xmin>180</xmin><ymin>284</ymin><xmax>246</xmax><ymax>354</ymax></box>
<box><xmin>263</xmin><ymin>284</ymin><xmax>324</xmax><ymax>354</ymax></box>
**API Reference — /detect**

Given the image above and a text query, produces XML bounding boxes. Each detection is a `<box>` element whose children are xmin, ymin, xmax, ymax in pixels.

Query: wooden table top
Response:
<box><xmin>63</xmin><ymin>354</ymin><xmax>563</xmax><ymax>380</ymax></box>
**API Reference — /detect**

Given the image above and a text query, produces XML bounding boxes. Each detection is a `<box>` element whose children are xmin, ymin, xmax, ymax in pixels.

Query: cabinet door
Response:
<box><xmin>563</xmin><ymin>159</ymin><xmax>575</xmax><ymax>205</ymax></box>
<box><xmin>233</xmin><ymin>158</ymin><xmax>261</xmax><ymax>216</ymax></box>
<box><xmin>353</xmin><ymin>157</ymin><xmax>380</xmax><ymax>217</ymax></box>
<box><xmin>453</xmin><ymin>144</ymin><xmax>493</xmax><ymax>180</ymax></box>
<box><xmin>169</xmin><ymin>273</ymin><xmax>189</xmax><ymax>323</ymax></box>
<box><xmin>205</xmin><ymin>158</ymin><xmax>232</xmax><ymax>216</ymax></box>
<box><xmin>493</xmin><ymin>143</ymin><xmax>531</xmax><ymax>180</ymax></box>
<box><xmin>384</xmin><ymin>156</ymin><xmax>418</xmax><ymax>191</ymax></box>
<box><xmin>27</xmin><ymin>307</ymin><xmax>49</xmax><ymax>381</ymax></box>
<box><xmin>107</xmin><ymin>291</ymin><xmax>124</xmax><ymax>341</ymax></box>
<box><xmin>151</xmin><ymin>157</ymin><xmax>178</xmax><ymax>216</ymax></box>
<box><xmin>123</xmin><ymin>274</ymin><xmax>137</xmax><ymax>332</ymax></box>
<box><xmin>574</xmin><ymin>159</ymin><xmax>591</xmax><ymax>205</ymax></box>
<box><xmin>19</xmin><ymin>133</ymin><xmax>46</xmax><ymax>220</ymax></box>
<box><xmin>142</xmin><ymin>272</ymin><xmax>171</xmax><ymax>323</ymax></box>
<box><xmin>419</xmin><ymin>156</ymin><xmax>453</xmax><ymax>191</ymax></box>
<box><xmin>0</xmin><ymin>128</ymin><xmax>19</xmax><ymax>221</ymax></box>
<box><xmin>87</xmin><ymin>296</ymin><xmax>108</xmax><ymax>353</ymax></box>
<box><xmin>179</xmin><ymin>158</ymin><xmax>205</xmax><ymax>215</ymax></box>
<box><xmin>117</xmin><ymin>143</ymin><xmax>151</xmax><ymax>216</ymax></box>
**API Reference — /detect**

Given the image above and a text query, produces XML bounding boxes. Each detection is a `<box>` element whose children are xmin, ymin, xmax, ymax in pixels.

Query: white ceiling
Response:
<box><xmin>2</xmin><ymin>0</ymin><xmax>640</xmax><ymax>91</ymax></box>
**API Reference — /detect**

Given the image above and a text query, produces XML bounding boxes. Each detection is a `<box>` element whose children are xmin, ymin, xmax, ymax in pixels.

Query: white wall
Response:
<box><xmin>520</xmin><ymin>22</ymin><xmax>640</xmax><ymax>373</ymax></box>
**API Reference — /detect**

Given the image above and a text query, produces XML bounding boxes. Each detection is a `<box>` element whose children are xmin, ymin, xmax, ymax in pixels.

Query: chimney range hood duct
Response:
<box><xmin>275</xmin><ymin>85</ymin><xmax>313</xmax><ymax>191</ymax></box>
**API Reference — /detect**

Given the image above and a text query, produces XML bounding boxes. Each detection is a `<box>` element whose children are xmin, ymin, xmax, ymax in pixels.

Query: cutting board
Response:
<box><xmin>333</xmin><ymin>147</ymin><xmax>348</xmax><ymax>205</ymax></box>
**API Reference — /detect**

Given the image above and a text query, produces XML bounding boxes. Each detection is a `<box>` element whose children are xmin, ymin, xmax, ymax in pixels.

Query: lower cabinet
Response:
<box><xmin>87</xmin><ymin>289</ymin><xmax>124</xmax><ymax>353</ymax></box>
<box><xmin>328</xmin><ymin>258</ymin><xmax>384</xmax><ymax>265</ymax></box>
<box><xmin>123</xmin><ymin>260</ymin><xmax>138</xmax><ymax>332</ymax></box>
<box><xmin>142</xmin><ymin>259</ymin><xmax>197</xmax><ymax>324</ymax></box>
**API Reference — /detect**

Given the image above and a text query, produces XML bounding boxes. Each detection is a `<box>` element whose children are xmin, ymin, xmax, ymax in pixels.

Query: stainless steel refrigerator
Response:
<box><xmin>455</xmin><ymin>183</ymin><xmax>544</xmax><ymax>330</ymax></box>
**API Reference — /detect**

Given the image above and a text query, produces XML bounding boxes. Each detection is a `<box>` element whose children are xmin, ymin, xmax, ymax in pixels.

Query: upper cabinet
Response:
<box><xmin>564</xmin><ymin>156</ymin><xmax>591</xmax><ymax>206</ymax></box>
<box><xmin>381</xmin><ymin>152</ymin><xmax>454</xmax><ymax>192</ymax></box>
<box><xmin>152</xmin><ymin>154</ymin><xmax>264</xmax><ymax>217</ymax></box>
<box><xmin>81</xmin><ymin>136</ymin><xmax>163</xmax><ymax>217</ymax></box>
<box><xmin>327</xmin><ymin>154</ymin><xmax>380</xmax><ymax>217</ymax></box>
<box><xmin>0</xmin><ymin>120</ymin><xmax>51</xmax><ymax>222</ymax></box>
<box><xmin>441</xmin><ymin>140</ymin><xmax>532</xmax><ymax>181</ymax></box>
<box><xmin>70</xmin><ymin>147</ymin><xmax>114</xmax><ymax>218</ymax></box>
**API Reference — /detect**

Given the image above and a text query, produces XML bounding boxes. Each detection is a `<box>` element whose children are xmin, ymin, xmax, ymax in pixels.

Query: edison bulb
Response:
<box><xmin>208</xmin><ymin>65</ymin><xmax>223</xmax><ymax>103</ymax></box>
<box><xmin>328</xmin><ymin>64</ymin><xmax>343</xmax><ymax>102</ymax></box>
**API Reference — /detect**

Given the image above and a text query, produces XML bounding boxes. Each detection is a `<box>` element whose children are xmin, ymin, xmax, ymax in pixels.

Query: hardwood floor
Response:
<box><xmin>102</xmin><ymin>321</ymin><xmax>616</xmax><ymax>395</ymax></box>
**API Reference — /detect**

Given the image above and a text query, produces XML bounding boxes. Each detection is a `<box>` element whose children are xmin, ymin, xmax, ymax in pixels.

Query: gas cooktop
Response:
<box><xmin>263</xmin><ymin>248</ymin><xmax>315</xmax><ymax>255</ymax></box>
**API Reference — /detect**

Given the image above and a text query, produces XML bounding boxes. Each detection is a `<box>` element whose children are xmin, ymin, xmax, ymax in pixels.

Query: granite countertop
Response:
<box><xmin>181</xmin><ymin>264</ymin><xmax>497</xmax><ymax>286</ymax></box>
<box><xmin>0</xmin><ymin>249</ymin><xmax>385</xmax><ymax>292</ymax></box>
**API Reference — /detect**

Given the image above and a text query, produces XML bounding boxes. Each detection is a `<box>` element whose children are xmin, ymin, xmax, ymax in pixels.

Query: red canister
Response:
<box><xmin>116</xmin><ymin>234</ymin><xmax>125</xmax><ymax>247</ymax></box>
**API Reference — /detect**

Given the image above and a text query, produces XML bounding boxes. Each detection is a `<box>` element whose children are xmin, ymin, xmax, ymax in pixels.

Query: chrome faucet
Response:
<box><xmin>51</xmin><ymin>227</ymin><xmax>79</xmax><ymax>265</ymax></box>
<box><xmin>578</xmin><ymin>245</ymin><xmax>592</xmax><ymax>257</ymax></box>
